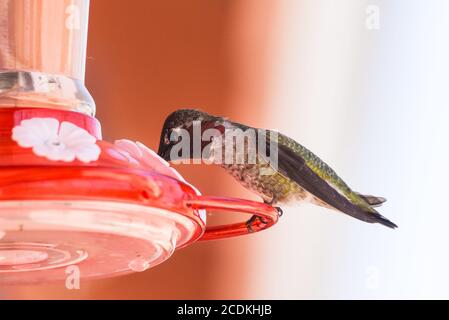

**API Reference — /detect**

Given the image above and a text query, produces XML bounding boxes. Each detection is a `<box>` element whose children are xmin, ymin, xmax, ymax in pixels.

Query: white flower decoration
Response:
<box><xmin>12</xmin><ymin>118</ymin><xmax>101</xmax><ymax>163</ymax></box>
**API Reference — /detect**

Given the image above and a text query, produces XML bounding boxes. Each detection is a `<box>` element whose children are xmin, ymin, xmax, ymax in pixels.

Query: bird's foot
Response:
<box><xmin>264</xmin><ymin>200</ymin><xmax>284</xmax><ymax>218</ymax></box>
<box><xmin>274</xmin><ymin>206</ymin><xmax>283</xmax><ymax>217</ymax></box>
<box><xmin>245</xmin><ymin>215</ymin><xmax>269</xmax><ymax>233</ymax></box>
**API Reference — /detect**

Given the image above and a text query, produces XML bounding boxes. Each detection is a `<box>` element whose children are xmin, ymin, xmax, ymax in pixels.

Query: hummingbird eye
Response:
<box><xmin>165</xmin><ymin>128</ymin><xmax>182</xmax><ymax>145</ymax></box>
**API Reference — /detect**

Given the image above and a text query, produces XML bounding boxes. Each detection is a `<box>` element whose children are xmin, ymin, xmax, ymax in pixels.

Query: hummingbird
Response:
<box><xmin>157</xmin><ymin>109</ymin><xmax>397</xmax><ymax>230</ymax></box>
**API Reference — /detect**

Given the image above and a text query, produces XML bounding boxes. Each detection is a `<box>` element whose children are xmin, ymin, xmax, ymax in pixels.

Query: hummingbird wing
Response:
<box><xmin>354</xmin><ymin>193</ymin><xmax>387</xmax><ymax>207</ymax></box>
<box><xmin>266</xmin><ymin>135</ymin><xmax>397</xmax><ymax>228</ymax></box>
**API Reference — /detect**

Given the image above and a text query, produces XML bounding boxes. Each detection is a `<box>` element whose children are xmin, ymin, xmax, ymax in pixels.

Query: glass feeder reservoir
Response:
<box><xmin>0</xmin><ymin>0</ymin><xmax>279</xmax><ymax>285</ymax></box>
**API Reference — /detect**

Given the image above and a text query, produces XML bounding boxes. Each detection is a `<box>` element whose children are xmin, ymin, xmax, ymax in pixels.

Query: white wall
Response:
<box><xmin>234</xmin><ymin>0</ymin><xmax>449</xmax><ymax>299</ymax></box>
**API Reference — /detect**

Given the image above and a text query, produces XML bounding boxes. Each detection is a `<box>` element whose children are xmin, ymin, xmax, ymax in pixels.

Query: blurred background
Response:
<box><xmin>4</xmin><ymin>0</ymin><xmax>449</xmax><ymax>299</ymax></box>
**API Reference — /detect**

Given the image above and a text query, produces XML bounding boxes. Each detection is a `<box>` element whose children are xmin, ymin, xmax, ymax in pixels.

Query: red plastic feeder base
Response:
<box><xmin>0</xmin><ymin>108</ymin><xmax>279</xmax><ymax>284</ymax></box>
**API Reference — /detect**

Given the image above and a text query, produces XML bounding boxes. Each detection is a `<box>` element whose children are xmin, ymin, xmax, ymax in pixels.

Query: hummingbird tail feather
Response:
<box><xmin>368</xmin><ymin>211</ymin><xmax>397</xmax><ymax>229</ymax></box>
<box><xmin>356</xmin><ymin>193</ymin><xmax>387</xmax><ymax>207</ymax></box>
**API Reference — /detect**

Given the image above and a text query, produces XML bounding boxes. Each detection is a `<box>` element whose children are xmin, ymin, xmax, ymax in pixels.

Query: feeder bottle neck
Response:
<box><xmin>0</xmin><ymin>0</ymin><xmax>95</xmax><ymax>116</ymax></box>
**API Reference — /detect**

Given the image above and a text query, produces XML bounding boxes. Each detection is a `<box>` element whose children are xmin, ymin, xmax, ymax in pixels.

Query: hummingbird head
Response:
<box><xmin>157</xmin><ymin>109</ymin><xmax>223</xmax><ymax>162</ymax></box>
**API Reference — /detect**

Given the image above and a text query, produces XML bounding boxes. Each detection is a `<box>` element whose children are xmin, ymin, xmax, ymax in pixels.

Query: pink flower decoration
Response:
<box><xmin>114</xmin><ymin>139</ymin><xmax>186</xmax><ymax>182</ymax></box>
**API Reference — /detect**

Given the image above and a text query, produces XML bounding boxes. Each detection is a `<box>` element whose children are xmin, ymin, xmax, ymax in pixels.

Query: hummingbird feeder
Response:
<box><xmin>0</xmin><ymin>0</ymin><xmax>278</xmax><ymax>284</ymax></box>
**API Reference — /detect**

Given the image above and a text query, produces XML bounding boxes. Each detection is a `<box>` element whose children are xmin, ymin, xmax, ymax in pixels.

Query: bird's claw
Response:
<box><xmin>274</xmin><ymin>206</ymin><xmax>283</xmax><ymax>217</ymax></box>
<box><xmin>245</xmin><ymin>215</ymin><xmax>268</xmax><ymax>233</ymax></box>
